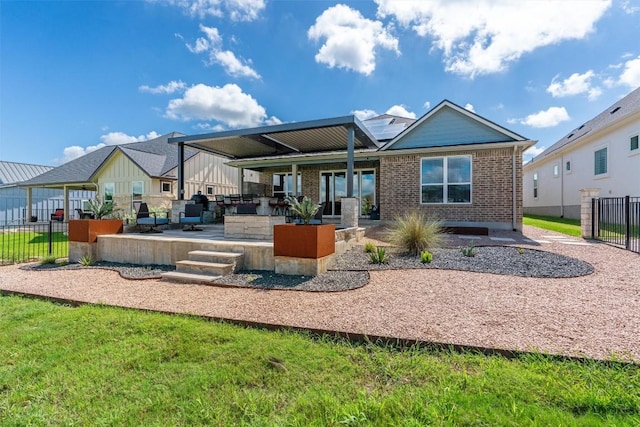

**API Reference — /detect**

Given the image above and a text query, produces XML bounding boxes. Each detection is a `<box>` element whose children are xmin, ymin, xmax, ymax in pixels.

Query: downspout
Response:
<box><xmin>178</xmin><ymin>142</ymin><xmax>185</xmax><ymax>200</ymax></box>
<box><xmin>512</xmin><ymin>145</ymin><xmax>517</xmax><ymax>231</ymax></box>
<box><xmin>560</xmin><ymin>155</ymin><xmax>564</xmax><ymax>217</ymax></box>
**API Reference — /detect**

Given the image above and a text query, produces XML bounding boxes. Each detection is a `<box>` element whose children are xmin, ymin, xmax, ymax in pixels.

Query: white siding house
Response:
<box><xmin>524</xmin><ymin>86</ymin><xmax>640</xmax><ymax>219</ymax></box>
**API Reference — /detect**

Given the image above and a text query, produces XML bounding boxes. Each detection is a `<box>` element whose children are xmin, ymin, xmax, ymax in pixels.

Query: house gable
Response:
<box><xmin>382</xmin><ymin>102</ymin><xmax>520</xmax><ymax>151</ymax></box>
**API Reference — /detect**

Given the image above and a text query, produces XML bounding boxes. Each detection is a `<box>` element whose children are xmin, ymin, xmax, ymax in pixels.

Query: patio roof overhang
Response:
<box><xmin>167</xmin><ymin>115</ymin><xmax>380</xmax><ymax>159</ymax></box>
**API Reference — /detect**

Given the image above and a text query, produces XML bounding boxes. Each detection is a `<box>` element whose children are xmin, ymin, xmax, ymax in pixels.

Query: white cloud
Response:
<box><xmin>547</xmin><ymin>71</ymin><xmax>601</xmax><ymax>100</ymax></box>
<box><xmin>308</xmin><ymin>4</ymin><xmax>399</xmax><ymax>76</ymax></box>
<box><xmin>519</xmin><ymin>107</ymin><xmax>571</xmax><ymax>128</ymax></box>
<box><xmin>264</xmin><ymin>116</ymin><xmax>283</xmax><ymax>126</ymax></box>
<box><xmin>352</xmin><ymin>109</ymin><xmax>378</xmax><ymax>120</ymax></box>
<box><xmin>56</xmin><ymin>131</ymin><xmax>160</xmax><ymax>164</ymax></box>
<box><xmin>139</xmin><ymin>80</ymin><xmax>187</xmax><ymax>94</ymax></box>
<box><xmin>423</xmin><ymin>101</ymin><xmax>431</xmax><ymax>110</ymax></box>
<box><xmin>622</xmin><ymin>0</ymin><xmax>640</xmax><ymax>13</ymax></box>
<box><xmin>464</xmin><ymin>103</ymin><xmax>475</xmax><ymax>113</ymax></box>
<box><xmin>187</xmin><ymin>25</ymin><xmax>260</xmax><ymax>79</ymax></box>
<box><xmin>618</xmin><ymin>55</ymin><xmax>640</xmax><ymax>89</ymax></box>
<box><xmin>157</xmin><ymin>0</ymin><xmax>264</xmax><ymax>21</ymax></box>
<box><xmin>524</xmin><ymin>145</ymin><xmax>546</xmax><ymax>157</ymax></box>
<box><xmin>165</xmin><ymin>83</ymin><xmax>267</xmax><ymax>128</ymax></box>
<box><xmin>385</xmin><ymin>104</ymin><xmax>416</xmax><ymax>118</ymax></box>
<box><xmin>375</xmin><ymin>0</ymin><xmax>611</xmax><ymax>78</ymax></box>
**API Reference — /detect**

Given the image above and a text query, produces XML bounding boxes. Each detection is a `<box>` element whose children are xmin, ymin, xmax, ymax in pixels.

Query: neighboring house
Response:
<box><xmin>171</xmin><ymin>100</ymin><xmax>535</xmax><ymax>230</ymax></box>
<box><xmin>21</xmin><ymin>132</ymin><xmax>241</xmax><ymax>221</ymax></box>
<box><xmin>0</xmin><ymin>161</ymin><xmax>94</xmax><ymax>225</ymax></box>
<box><xmin>523</xmin><ymin>86</ymin><xmax>640</xmax><ymax>219</ymax></box>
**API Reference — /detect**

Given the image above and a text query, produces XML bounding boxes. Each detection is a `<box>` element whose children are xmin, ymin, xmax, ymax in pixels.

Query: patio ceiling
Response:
<box><xmin>168</xmin><ymin>115</ymin><xmax>380</xmax><ymax>160</ymax></box>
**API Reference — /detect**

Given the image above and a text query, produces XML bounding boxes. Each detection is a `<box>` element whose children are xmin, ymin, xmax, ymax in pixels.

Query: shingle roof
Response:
<box><xmin>21</xmin><ymin>132</ymin><xmax>193</xmax><ymax>186</ymax></box>
<box><xmin>0</xmin><ymin>161</ymin><xmax>53</xmax><ymax>186</ymax></box>
<box><xmin>534</xmin><ymin>86</ymin><xmax>640</xmax><ymax>160</ymax></box>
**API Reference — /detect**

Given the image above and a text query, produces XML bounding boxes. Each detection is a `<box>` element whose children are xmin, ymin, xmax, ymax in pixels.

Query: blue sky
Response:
<box><xmin>1</xmin><ymin>0</ymin><xmax>639</xmax><ymax>166</ymax></box>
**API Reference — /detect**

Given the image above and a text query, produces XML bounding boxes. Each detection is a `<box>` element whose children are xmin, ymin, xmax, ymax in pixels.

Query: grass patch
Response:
<box><xmin>1</xmin><ymin>296</ymin><xmax>639</xmax><ymax>425</ymax></box>
<box><xmin>523</xmin><ymin>214</ymin><xmax>581</xmax><ymax>237</ymax></box>
<box><xmin>0</xmin><ymin>231</ymin><xmax>68</xmax><ymax>264</ymax></box>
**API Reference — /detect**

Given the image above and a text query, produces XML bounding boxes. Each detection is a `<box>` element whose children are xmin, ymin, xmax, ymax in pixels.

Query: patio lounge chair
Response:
<box><xmin>50</xmin><ymin>208</ymin><xmax>64</xmax><ymax>222</ymax></box>
<box><xmin>180</xmin><ymin>203</ymin><xmax>204</xmax><ymax>231</ymax></box>
<box><xmin>135</xmin><ymin>202</ymin><xmax>169</xmax><ymax>233</ymax></box>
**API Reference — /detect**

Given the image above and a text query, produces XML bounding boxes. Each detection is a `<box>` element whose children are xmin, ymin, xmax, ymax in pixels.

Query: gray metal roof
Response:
<box><xmin>169</xmin><ymin>115</ymin><xmax>379</xmax><ymax>159</ymax></box>
<box><xmin>0</xmin><ymin>161</ymin><xmax>53</xmax><ymax>186</ymax></box>
<box><xmin>534</xmin><ymin>86</ymin><xmax>640</xmax><ymax>160</ymax></box>
<box><xmin>21</xmin><ymin>132</ymin><xmax>193</xmax><ymax>187</ymax></box>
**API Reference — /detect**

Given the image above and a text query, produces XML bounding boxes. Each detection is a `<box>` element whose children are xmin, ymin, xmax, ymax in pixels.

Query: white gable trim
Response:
<box><xmin>380</xmin><ymin>100</ymin><xmax>526</xmax><ymax>151</ymax></box>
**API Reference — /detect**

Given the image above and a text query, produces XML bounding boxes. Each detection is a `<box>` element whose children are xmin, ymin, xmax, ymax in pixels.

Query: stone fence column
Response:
<box><xmin>580</xmin><ymin>188</ymin><xmax>600</xmax><ymax>239</ymax></box>
<box><xmin>341</xmin><ymin>197</ymin><xmax>359</xmax><ymax>228</ymax></box>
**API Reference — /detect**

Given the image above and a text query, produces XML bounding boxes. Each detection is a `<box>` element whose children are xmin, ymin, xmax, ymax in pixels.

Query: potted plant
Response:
<box><xmin>68</xmin><ymin>197</ymin><xmax>123</xmax><ymax>243</ymax></box>
<box><xmin>273</xmin><ymin>196</ymin><xmax>335</xmax><ymax>259</ymax></box>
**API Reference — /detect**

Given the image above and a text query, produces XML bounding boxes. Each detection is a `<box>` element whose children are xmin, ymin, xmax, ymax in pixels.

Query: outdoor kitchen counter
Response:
<box><xmin>223</xmin><ymin>214</ymin><xmax>286</xmax><ymax>240</ymax></box>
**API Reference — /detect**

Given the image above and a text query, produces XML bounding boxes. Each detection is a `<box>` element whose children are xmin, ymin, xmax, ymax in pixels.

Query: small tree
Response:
<box><xmin>285</xmin><ymin>196</ymin><xmax>320</xmax><ymax>225</ymax></box>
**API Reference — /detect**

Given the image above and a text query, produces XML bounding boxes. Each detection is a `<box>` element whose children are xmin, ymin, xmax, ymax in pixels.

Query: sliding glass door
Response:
<box><xmin>320</xmin><ymin>170</ymin><xmax>375</xmax><ymax>216</ymax></box>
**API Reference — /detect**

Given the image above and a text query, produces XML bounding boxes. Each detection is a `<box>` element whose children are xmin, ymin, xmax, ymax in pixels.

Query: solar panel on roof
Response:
<box><xmin>363</xmin><ymin>119</ymin><xmax>409</xmax><ymax>140</ymax></box>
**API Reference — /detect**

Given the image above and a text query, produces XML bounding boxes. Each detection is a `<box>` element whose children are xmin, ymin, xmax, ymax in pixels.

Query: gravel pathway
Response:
<box><xmin>2</xmin><ymin>225</ymin><xmax>639</xmax><ymax>362</ymax></box>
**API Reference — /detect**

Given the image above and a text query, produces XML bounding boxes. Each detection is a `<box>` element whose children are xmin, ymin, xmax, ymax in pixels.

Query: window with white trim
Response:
<box><xmin>594</xmin><ymin>147</ymin><xmax>608</xmax><ymax>176</ymax></box>
<box><xmin>533</xmin><ymin>173</ymin><xmax>538</xmax><ymax>198</ymax></box>
<box><xmin>553</xmin><ymin>163</ymin><xmax>559</xmax><ymax>177</ymax></box>
<box><xmin>421</xmin><ymin>155</ymin><xmax>472</xmax><ymax>204</ymax></box>
<box><xmin>161</xmin><ymin>181</ymin><xmax>172</xmax><ymax>193</ymax></box>
<box><xmin>631</xmin><ymin>135</ymin><xmax>639</xmax><ymax>152</ymax></box>
<box><xmin>565</xmin><ymin>160</ymin><xmax>571</xmax><ymax>173</ymax></box>
<box><xmin>206</xmin><ymin>185</ymin><xmax>214</xmax><ymax>195</ymax></box>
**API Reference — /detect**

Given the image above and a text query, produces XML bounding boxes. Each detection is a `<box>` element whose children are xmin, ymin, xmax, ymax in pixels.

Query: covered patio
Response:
<box><xmin>169</xmin><ymin>115</ymin><xmax>382</xmax><ymax>226</ymax></box>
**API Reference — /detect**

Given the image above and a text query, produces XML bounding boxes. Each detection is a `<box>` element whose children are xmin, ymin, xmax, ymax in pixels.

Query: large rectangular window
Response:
<box><xmin>421</xmin><ymin>155</ymin><xmax>471</xmax><ymax>204</ymax></box>
<box><xmin>594</xmin><ymin>147</ymin><xmax>607</xmax><ymax>176</ymax></box>
<box><xmin>533</xmin><ymin>172</ymin><xmax>538</xmax><ymax>198</ymax></box>
<box><xmin>273</xmin><ymin>173</ymin><xmax>301</xmax><ymax>197</ymax></box>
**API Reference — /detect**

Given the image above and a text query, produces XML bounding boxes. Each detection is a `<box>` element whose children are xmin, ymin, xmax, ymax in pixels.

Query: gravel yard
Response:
<box><xmin>2</xmin><ymin>225</ymin><xmax>639</xmax><ymax>362</ymax></box>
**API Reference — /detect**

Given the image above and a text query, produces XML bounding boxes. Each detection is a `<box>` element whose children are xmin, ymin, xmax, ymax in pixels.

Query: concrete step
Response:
<box><xmin>188</xmin><ymin>250</ymin><xmax>243</xmax><ymax>271</ymax></box>
<box><xmin>175</xmin><ymin>260</ymin><xmax>235</xmax><ymax>276</ymax></box>
<box><xmin>161</xmin><ymin>271</ymin><xmax>219</xmax><ymax>285</ymax></box>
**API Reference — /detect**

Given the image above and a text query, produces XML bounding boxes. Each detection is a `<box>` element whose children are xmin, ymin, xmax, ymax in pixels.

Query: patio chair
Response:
<box><xmin>309</xmin><ymin>202</ymin><xmax>325</xmax><ymax>225</ymax></box>
<box><xmin>135</xmin><ymin>202</ymin><xmax>169</xmax><ymax>233</ymax></box>
<box><xmin>75</xmin><ymin>208</ymin><xmax>94</xmax><ymax>219</ymax></box>
<box><xmin>50</xmin><ymin>209</ymin><xmax>64</xmax><ymax>222</ymax></box>
<box><xmin>179</xmin><ymin>203</ymin><xmax>204</xmax><ymax>231</ymax></box>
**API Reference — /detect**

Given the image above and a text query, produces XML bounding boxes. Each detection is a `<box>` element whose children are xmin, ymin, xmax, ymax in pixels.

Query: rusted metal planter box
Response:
<box><xmin>273</xmin><ymin>223</ymin><xmax>335</xmax><ymax>259</ymax></box>
<box><xmin>68</xmin><ymin>219</ymin><xmax>123</xmax><ymax>243</ymax></box>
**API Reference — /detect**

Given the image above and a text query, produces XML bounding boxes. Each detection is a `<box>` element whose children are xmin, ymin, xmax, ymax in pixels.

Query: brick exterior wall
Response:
<box><xmin>379</xmin><ymin>148</ymin><xmax>523</xmax><ymax>228</ymax></box>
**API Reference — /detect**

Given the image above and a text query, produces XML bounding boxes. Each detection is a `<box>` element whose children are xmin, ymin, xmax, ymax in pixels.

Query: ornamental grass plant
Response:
<box><xmin>387</xmin><ymin>210</ymin><xmax>444</xmax><ymax>255</ymax></box>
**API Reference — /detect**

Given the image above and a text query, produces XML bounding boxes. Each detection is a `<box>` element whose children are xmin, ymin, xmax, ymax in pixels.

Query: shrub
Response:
<box><xmin>79</xmin><ymin>255</ymin><xmax>95</xmax><ymax>266</ymax></box>
<box><xmin>386</xmin><ymin>210</ymin><xmax>444</xmax><ymax>255</ymax></box>
<box><xmin>39</xmin><ymin>255</ymin><xmax>58</xmax><ymax>265</ymax></box>
<box><xmin>420</xmin><ymin>250</ymin><xmax>433</xmax><ymax>264</ymax></box>
<box><xmin>369</xmin><ymin>246</ymin><xmax>388</xmax><ymax>264</ymax></box>
<box><xmin>86</xmin><ymin>196</ymin><xmax>116</xmax><ymax>219</ymax></box>
<box><xmin>285</xmin><ymin>196</ymin><xmax>320</xmax><ymax>225</ymax></box>
<box><xmin>460</xmin><ymin>241</ymin><xmax>475</xmax><ymax>257</ymax></box>
<box><xmin>363</xmin><ymin>242</ymin><xmax>376</xmax><ymax>253</ymax></box>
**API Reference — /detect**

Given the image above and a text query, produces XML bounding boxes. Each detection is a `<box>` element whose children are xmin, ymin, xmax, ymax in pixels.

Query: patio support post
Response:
<box><xmin>291</xmin><ymin>164</ymin><xmax>298</xmax><ymax>196</ymax></box>
<box><xmin>26</xmin><ymin>187</ymin><xmax>32</xmax><ymax>223</ymax></box>
<box><xmin>238</xmin><ymin>167</ymin><xmax>244</xmax><ymax>194</ymax></box>
<box><xmin>178</xmin><ymin>142</ymin><xmax>185</xmax><ymax>200</ymax></box>
<box><xmin>346</xmin><ymin>124</ymin><xmax>354</xmax><ymax>197</ymax></box>
<box><xmin>64</xmin><ymin>186</ymin><xmax>70</xmax><ymax>222</ymax></box>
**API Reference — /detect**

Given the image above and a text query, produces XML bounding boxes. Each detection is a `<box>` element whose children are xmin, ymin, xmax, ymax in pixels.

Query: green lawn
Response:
<box><xmin>1</xmin><ymin>296</ymin><xmax>638</xmax><ymax>426</ymax></box>
<box><xmin>0</xmin><ymin>231</ymin><xmax>68</xmax><ymax>264</ymax></box>
<box><xmin>523</xmin><ymin>214</ymin><xmax>582</xmax><ymax>237</ymax></box>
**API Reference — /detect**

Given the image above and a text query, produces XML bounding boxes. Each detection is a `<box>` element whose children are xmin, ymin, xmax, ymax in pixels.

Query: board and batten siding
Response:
<box><xmin>388</xmin><ymin>108</ymin><xmax>514</xmax><ymax>151</ymax></box>
<box><xmin>175</xmin><ymin>152</ymin><xmax>239</xmax><ymax>198</ymax></box>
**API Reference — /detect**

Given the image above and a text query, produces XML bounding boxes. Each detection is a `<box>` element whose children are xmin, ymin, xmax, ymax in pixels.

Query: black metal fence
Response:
<box><xmin>0</xmin><ymin>221</ymin><xmax>69</xmax><ymax>265</ymax></box>
<box><xmin>592</xmin><ymin>196</ymin><xmax>640</xmax><ymax>254</ymax></box>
